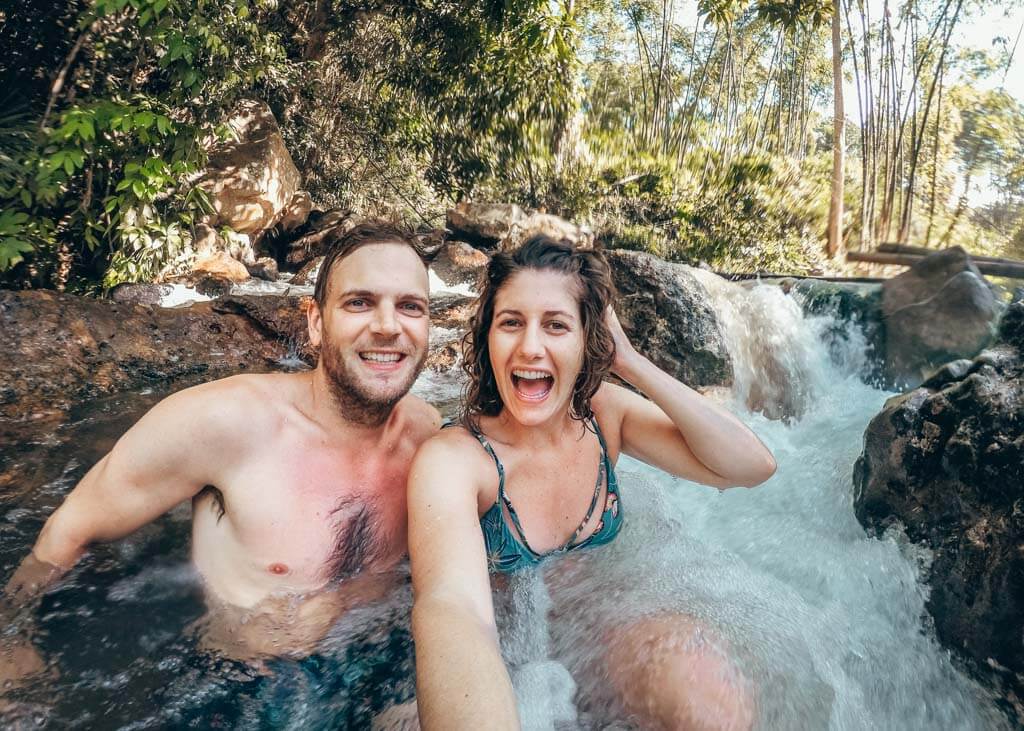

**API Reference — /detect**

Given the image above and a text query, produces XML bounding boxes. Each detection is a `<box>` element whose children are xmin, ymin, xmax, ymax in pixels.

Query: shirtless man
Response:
<box><xmin>1</xmin><ymin>221</ymin><xmax>440</xmax><ymax>688</ymax></box>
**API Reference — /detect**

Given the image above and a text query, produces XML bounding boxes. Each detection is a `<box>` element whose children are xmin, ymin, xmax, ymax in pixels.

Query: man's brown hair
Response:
<box><xmin>461</xmin><ymin>235</ymin><xmax>616</xmax><ymax>427</ymax></box>
<box><xmin>312</xmin><ymin>220</ymin><xmax>428</xmax><ymax>308</ymax></box>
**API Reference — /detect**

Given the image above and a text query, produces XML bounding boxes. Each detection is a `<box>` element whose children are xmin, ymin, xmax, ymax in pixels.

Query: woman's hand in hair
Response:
<box><xmin>605</xmin><ymin>306</ymin><xmax>641</xmax><ymax>380</ymax></box>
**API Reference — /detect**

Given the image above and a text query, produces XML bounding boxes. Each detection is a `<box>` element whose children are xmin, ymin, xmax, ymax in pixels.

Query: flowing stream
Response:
<box><xmin>0</xmin><ymin>278</ymin><xmax>1008</xmax><ymax>729</ymax></box>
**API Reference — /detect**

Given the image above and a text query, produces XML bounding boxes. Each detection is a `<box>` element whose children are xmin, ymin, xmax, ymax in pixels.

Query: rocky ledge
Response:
<box><xmin>853</xmin><ymin>297</ymin><xmax>1024</xmax><ymax>721</ymax></box>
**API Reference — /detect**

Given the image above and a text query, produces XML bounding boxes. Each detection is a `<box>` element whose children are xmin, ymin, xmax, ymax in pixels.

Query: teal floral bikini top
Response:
<box><xmin>469</xmin><ymin>418</ymin><xmax>624</xmax><ymax>574</ymax></box>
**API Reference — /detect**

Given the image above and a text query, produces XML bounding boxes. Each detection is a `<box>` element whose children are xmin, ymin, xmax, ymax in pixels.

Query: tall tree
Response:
<box><xmin>827</xmin><ymin>0</ymin><xmax>844</xmax><ymax>256</ymax></box>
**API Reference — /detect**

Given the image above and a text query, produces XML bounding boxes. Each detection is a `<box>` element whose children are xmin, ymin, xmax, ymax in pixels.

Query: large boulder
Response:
<box><xmin>853</xmin><ymin>298</ymin><xmax>1024</xmax><ymax>721</ymax></box>
<box><xmin>882</xmin><ymin>247</ymin><xmax>1001</xmax><ymax>387</ymax></box>
<box><xmin>605</xmin><ymin>250</ymin><xmax>733</xmax><ymax>388</ymax></box>
<box><xmin>198</xmin><ymin>100</ymin><xmax>303</xmax><ymax>235</ymax></box>
<box><xmin>446</xmin><ymin>202</ymin><xmax>591</xmax><ymax>252</ymax></box>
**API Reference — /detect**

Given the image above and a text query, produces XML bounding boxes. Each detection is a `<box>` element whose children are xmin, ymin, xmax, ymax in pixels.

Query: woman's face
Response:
<box><xmin>488</xmin><ymin>268</ymin><xmax>585</xmax><ymax>427</ymax></box>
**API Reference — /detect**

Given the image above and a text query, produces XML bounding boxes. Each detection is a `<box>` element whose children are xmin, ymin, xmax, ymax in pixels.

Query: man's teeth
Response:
<box><xmin>512</xmin><ymin>369</ymin><xmax>551</xmax><ymax>380</ymax></box>
<box><xmin>362</xmin><ymin>352</ymin><xmax>401</xmax><ymax>362</ymax></box>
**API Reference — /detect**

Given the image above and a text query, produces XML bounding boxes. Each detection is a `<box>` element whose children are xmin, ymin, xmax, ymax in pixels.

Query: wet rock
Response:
<box><xmin>430</xmin><ymin>242</ymin><xmax>488</xmax><ymax>290</ymax></box>
<box><xmin>197</xmin><ymin>100</ymin><xmax>302</xmax><ymax>235</ymax></box>
<box><xmin>0</xmin><ymin>288</ymin><xmax>477</xmax><ymax>425</ymax></box>
<box><xmin>430</xmin><ymin>293</ymin><xmax>475</xmax><ymax>331</ymax></box>
<box><xmin>210</xmin><ymin>295</ymin><xmax>312</xmax><ymax>360</ymax></box>
<box><xmin>192</xmin><ymin>275</ymin><xmax>233</xmax><ymax>298</ymax></box>
<box><xmin>108</xmin><ymin>283</ymin><xmax>173</xmax><ymax>306</ymax></box>
<box><xmin>290</xmin><ymin>256</ymin><xmax>323</xmax><ymax>287</ymax></box>
<box><xmin>853</xmin><ymin>298</ymin><xmax>1024</xmax><ymax>719</ymax></box>
<box><xmin>246</xmin><ymin>256</ymin><xmax>279</xmax><ymax>282</ymax></box>
<box><xmin>789</xmin><ymin>278</ymin><xmax>886</xmax><ymax>382</ymax></box>
<box><xmin>882</xmin><ymin>247</ymin><xmax>1001</xmax><ymax>388</ymax></box>
<box><xmin>606</xmin><ymin>250</ymin><xmax>733</xmax><ymax>388</ymax></box>
<box><xmin>0</xmin><ymin>290</ymin><xmax>310</xmax><ymax>423</ymax></box>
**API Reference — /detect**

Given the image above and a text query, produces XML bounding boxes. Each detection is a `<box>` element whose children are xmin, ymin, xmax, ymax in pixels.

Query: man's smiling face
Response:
<box><xmin>309</xmin><ymin>241</ymin><xmax>430</xmax><ymax>424</ymax></box>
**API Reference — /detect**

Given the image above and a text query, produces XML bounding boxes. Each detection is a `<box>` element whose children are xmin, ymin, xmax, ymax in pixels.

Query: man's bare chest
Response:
<box><xmin>199</xmin><ymin>442</ymin><xmax>413</xmax><ymax>583</ymax></box>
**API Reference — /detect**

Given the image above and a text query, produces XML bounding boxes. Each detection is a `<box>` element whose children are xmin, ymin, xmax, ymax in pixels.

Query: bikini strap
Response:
<box><xmin>560</xmin><ymin>419</ymin><xmax>610</xmax><ymax>549</ymax></box>
<box><xmin>465</xmin><ymin>427</ymin><xmax>507</xmax><ymax>502</ymax></box>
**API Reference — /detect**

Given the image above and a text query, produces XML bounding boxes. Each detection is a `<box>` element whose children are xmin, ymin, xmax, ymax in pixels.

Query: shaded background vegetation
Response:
<box><xmin>1</xmin><ymin>0</ymin><xmax>1023</xmax><ymax>289</ymax></box>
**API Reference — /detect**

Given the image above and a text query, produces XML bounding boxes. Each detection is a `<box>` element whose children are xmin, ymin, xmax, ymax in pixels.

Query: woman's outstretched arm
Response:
<box><xmin>407</xmin><ymin>435</ymin><xmax>520</xmax><ymax>731</ymax></box>
<box><xmin>598</xmin><ymin>307</ymin><xmax>777</xmax><ymax>488</ymax></box>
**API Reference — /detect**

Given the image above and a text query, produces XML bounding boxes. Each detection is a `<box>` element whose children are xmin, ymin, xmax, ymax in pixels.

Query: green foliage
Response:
<box><xmin>0</xmin><ymin>0</ymin><xmax>288</xmax><ymax>286</ymax></box>
<box><xmin>4</xmin><ymin>0</ymin><xmax>1021</xmax><ymax>286</ymax></box>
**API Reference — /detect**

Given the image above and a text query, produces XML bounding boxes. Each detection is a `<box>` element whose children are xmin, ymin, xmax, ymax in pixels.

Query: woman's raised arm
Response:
<box><xmin>598</xmin><ymin>307</ymin><xmax>777</xmax><ymax>489</ymax></box>
<box><xmin>407</xmin><ymin>434</ymin><xmax>520</xmax><ymax>730</ymax></box>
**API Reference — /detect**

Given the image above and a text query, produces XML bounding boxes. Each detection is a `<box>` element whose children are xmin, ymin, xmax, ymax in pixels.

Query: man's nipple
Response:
<box><xmin>268</xmin><ymin>563</ymin><xmax>290</xmax><ymax>576</ymax></box>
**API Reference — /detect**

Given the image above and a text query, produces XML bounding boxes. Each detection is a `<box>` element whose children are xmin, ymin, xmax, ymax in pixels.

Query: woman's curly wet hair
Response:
<box><xmin>461</xmin><ymin>235</ymin><xmax>617</xmax><ymax>427</ymax></box>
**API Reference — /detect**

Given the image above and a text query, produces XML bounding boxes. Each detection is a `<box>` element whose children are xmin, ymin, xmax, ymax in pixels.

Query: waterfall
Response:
<box><xmin>499</xmin><ymin>278</ymin><xmax>1006</xmax><ymax>730</ymax></box>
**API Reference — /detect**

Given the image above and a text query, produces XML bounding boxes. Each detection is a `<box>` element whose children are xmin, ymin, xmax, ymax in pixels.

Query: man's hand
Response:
<box><xmin>0</xmin><ymin>638</ymin><xmax>45</xmax><ymax>687</ymax></box>
<box><xmin>0</xmin><ymin>596</ymin><xmax>47</xmax><ymax>695</ymax></box>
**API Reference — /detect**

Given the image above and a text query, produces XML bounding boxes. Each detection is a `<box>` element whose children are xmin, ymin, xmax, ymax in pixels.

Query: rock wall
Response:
<box><xmin>853</xmin><ymin>298</ymin><xmax>1024</xmax><ymax>721</ymax></box>
<box><xmin>0</xmin><ymin>291</ymin><xmax>310</xmax><ymax>424</ymax></box>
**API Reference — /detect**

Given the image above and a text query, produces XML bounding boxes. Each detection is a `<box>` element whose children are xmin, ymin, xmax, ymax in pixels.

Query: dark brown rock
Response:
<box><xmin>606</xmin><ymin>250</ymin><xmax>733</xmax><ymax>388</ymax></box>
<box><xmin>882</xmin><ymin>247</ymin><xmax>1001</xmax><ymax>387</ymax></box>
<box><xmin>430</xmin><ymin>293</ymin><xmax>475</xmax><ymax>331</ymax></box>
<box><xmin>246</xmin><ymin>256</ymin><xmax>279</xmax><ymax>282</ymax></box>
<box><xmin>0</xmin><ymin>290</ymin><xmax>312</xmax><ymax>424</ymax></box>
<box><xmin>108</xmin><ymin>283</ymin><xmax>173</xmax><ymax>306</ymax></box>
<box><xmin>853</xmin><ymin>298</ymin><xmax>1024</xmax><ymax>721</ymax></box>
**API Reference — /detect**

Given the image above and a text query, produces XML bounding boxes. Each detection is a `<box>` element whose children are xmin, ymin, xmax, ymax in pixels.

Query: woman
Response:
<box><xmin>408</xmin><ymin>236</ymin><xmax>776</xmax><ymax>730</ymax></box>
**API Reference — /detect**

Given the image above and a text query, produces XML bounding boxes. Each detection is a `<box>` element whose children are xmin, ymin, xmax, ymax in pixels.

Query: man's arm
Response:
<box><xmin>10</xmin><ymin>383</ymin><xmax>242</xmax><ymax>595</ymax></box>
<box><xmin>3</xmin><ymin>380</ymin><xmax>248</xmax><ymax>644</ymax></box>
<box><xmin>408</xmin><ymin>436</ymin><xmax>520</xmax><ymax>731</ymax></box>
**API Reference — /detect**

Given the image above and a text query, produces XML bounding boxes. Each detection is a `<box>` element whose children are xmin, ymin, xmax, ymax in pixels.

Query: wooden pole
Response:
<box><xmin>846</xmin><ymin>250</ymin><xmax>1024</xmax><ymax>278</ymax></box>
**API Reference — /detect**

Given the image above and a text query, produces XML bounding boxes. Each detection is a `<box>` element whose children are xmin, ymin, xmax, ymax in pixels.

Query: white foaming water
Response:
<box><xmin>429</xmin><ymin>268</ymin><xmax>476</xmax><ymax>297</ymax></box>
<box><xmin>496</xmin><ymin>278</ymin><xmax>1006</xmax><ymax>730</ymax></box>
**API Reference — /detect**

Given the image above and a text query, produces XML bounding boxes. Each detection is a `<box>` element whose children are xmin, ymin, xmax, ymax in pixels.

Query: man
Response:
<box><xmin>0</xmin><ymin>221</ymin><xmax>440</xmax><ymax>714</ymax></box>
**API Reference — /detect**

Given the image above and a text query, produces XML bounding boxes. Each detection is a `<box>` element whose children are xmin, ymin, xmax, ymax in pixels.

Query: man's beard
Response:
<box><xmin>320</xmin><ymin>344</ymin><xmax>426</xmax><ymax>427</ymax></box>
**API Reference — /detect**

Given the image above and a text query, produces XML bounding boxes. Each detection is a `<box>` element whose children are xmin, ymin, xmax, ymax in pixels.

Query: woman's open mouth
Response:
<box><xmin>511</xmin><ymin>369</ymin><xmax>554</xmax><ymax>401</ymax></box>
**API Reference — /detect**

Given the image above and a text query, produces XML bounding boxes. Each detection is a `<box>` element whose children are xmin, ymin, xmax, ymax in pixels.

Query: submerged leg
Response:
<box><xmin>603</xmin><ymin>614</ymin><xmax>755</xmax><ymax>731</ymax></box>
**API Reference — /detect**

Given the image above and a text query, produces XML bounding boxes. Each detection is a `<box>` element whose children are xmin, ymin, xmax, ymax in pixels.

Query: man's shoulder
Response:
<box><xmin>155</xmin><ymin>372</ymin><xmax>301</xmax><ymax>437</ymax></box>
<box><xmin>394</xmin><ymin>394</ymin><xmax>443</xmax><ymax>442</ymax></box>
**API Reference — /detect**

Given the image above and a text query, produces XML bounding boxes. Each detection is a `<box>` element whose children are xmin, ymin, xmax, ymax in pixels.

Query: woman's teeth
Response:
<box><xmin>512</xmin><ymin>369</ymin><xmax>550</xmax><ymax>380</ymax></box>
<box><xmin>511</xmin><ymin>369</ymin><xmax>554</xmax><ymax>399</ymax></box>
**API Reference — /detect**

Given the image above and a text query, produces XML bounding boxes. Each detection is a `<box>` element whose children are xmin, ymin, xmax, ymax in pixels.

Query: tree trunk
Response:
<box><xmin>828</xmin><ymin>6</ymin><xmax>845</xmax><ymax>257</ymax></box>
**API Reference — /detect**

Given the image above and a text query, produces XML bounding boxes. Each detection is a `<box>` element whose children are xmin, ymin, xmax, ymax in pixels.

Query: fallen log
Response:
<box><xmin>846</xmin><ymin>250</ymin><xmax>1024</xmax><ymax>279</ymax></box>
<box><xmin>877</xmin><ymin>243</ymin><xmax>1021</xmax><ymax>266</ymax></box>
